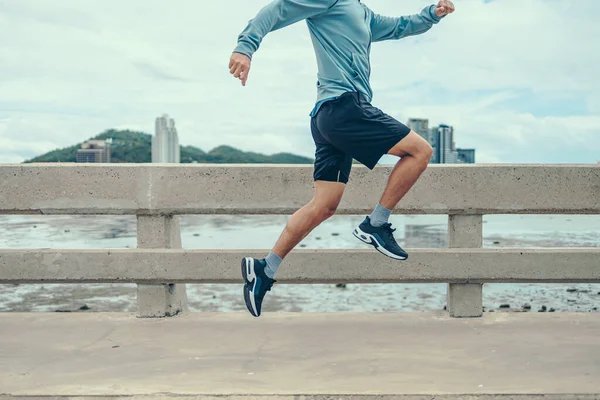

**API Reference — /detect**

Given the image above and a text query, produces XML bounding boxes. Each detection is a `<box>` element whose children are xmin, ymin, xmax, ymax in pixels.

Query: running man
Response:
<box><xmin>230</xmin><ymin>0</ymin><xmax>455</xmax><ymax>317</ymax></box>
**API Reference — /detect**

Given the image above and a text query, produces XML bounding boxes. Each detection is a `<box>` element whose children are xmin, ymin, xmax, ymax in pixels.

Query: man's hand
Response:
<box><xmin>435</xmin><ymin>0</ymin><xmax>455</xmax><ymax>17</ymax></box>
<box><xmin>229</xmin><ymin>52</ymin><xmax>251</xmax><ymax>86</ymax></box>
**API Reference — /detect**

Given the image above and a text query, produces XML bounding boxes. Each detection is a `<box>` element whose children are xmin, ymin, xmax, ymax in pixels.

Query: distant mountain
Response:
<box><xmin>25</xmin><ymin>129</ymin><xmax>314</xmax><ymax>164</ymax></box>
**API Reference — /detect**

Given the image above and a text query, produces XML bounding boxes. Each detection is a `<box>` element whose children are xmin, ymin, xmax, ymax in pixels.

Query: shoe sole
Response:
<box><xmin>353</xmin><ymin>226</ymin><xmax>408</xmax><ymax>261</ymax></box>
<box><xmin>241</xmin><ymin>258</ymin><xmax>259</xmax><ymax>317</ymax></box>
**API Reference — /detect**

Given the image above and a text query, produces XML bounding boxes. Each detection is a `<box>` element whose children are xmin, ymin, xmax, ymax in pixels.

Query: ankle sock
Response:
<box><xmin>264</xmin><ymin>251</ymin><xmax>282</xmax><ymax>279</ymax></box>
<box><xmin>369</xmin><ymin>203</ymin><xmax>392</xmax><ymax>227</ymax></box>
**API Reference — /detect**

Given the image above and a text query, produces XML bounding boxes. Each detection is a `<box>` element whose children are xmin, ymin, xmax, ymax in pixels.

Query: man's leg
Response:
<box><xmin>242</xmin><ymin>98</ymin><xmax>354</xmax><ymax>317</ymax></box>
<box><xmin>266</xmin><ymin>180</ymin><xmax>345</xmax><ymax>274</ymax></box>
<box><xmin>379</xmin><ymin>131</ymin><xmax>433</xmax><ymax>211</ymax></box>
<box><xmin>354</xmin><ymin>131</ymin><xmax>432</xmax><ymax>260</ymax></box>
<box><xmin>241</xmin><ymin>180</ymin><xmax>346</xmax><ymax>317</ymax></box>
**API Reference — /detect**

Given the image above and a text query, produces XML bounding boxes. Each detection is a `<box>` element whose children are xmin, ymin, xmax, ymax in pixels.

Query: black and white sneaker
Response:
<box><xmin>353</xmin><ymin>216</ymin><xmax>409</xmax><ymax>260</ymax></box>
<box><xmin>241</xmin><ymin>257</ymin><xmax>276</xmax><ymax>318</ymax></box>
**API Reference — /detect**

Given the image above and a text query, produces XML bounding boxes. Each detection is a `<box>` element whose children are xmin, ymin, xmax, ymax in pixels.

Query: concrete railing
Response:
<box><xmin>1</xmin><ymin>164</ymin><xmax>599</xmax><ymax>318</ymax></box>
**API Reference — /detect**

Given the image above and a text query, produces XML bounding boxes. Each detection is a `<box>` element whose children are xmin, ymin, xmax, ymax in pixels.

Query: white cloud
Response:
<box><xmin>0</xmin><ymin>0</ymin><xmax>599</xmax><ymax>164</ymax></box>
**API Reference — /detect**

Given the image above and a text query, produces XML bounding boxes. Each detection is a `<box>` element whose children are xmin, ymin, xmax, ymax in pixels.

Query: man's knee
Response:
<box><xmin>408</xmin><ymin>138</ymin><xmax>433</xmax><ymax>163</ymax></box>
<box><xmin>312</xmin><ymin>202</ymin><xmax>338</xmax><ymax>221</ymax></box>
<box><xmin>310</xmin><ymin>180</ymin><xmax>345</xmax><ymax>221</ymax></box>
<box><xmin>388</xmin><ymin>131</ymin><xmax>433</xmax><ymax>161</ymax></box>
<box><xmin>420</xmin><ymin>142</ymin><xmax>433</xmax><ymax>163</ymax></box>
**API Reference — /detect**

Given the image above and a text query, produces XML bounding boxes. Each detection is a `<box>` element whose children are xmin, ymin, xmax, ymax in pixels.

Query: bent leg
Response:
<box><xmin>379</xmin><ymin>131</ymin><xmax>433</xmax><ymax>210</ymax></box>
<box><xmin>352</xmin><ymin>131</ymin><xmax>432</xmax><ymax>261</ymax></box>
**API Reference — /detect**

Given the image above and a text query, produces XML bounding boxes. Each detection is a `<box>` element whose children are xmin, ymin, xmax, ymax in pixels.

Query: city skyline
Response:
<box><xmin>408</xmin><ymin>118</ymin><xmax>476</xmax><ymax>164</ymax></box>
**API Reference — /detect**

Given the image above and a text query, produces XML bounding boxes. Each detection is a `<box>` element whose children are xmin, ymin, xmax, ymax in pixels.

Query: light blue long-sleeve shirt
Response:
<box><xmin>234</xmin><ymin>0</ymin><xmax>443</xmax><ymax>116</ymax></box>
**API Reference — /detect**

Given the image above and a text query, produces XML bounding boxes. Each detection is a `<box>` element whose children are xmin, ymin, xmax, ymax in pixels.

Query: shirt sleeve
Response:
<box><xmin>369</xmin><ymin>5</ymin><xmax>443</xmax><ymax>43</ymax></box>
<box><xmin>234</xmin><ymin>0</ymin><xmax>337</xmax><ymax>59</ymax></box>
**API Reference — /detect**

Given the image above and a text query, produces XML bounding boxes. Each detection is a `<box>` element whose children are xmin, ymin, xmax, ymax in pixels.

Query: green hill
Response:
<box><xmin>25</xmin><ymin>130</ymin><xmax>313</xmax><ymax>164</ymax></box>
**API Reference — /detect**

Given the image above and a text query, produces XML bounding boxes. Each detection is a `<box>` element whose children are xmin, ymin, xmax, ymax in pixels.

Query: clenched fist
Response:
<box><xmin>435</xmin><ymin>0</ymin><xmax>455</xmax><ymax>17</ymax></box>
<box><xmin>229</xmin><ymin>52</ymin><xmax>251</xmax><ymax>86</ymax></box>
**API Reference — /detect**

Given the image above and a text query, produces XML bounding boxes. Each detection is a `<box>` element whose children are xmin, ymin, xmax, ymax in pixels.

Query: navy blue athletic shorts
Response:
<box><xmin>310</xmin><ymin>92</ymin><xmax>411</xmax><ymax>184</ymax></box>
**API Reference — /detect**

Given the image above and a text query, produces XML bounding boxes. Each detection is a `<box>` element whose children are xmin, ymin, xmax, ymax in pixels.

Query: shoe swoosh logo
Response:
<box><xmin>355</xmin><ymin>230</ymin><xmax>374</xmax><ymax>245</ymax></box>
<box><xmin>247</xmin><ymin>277</ymin><xmax>256</xmax><ymax>289</ymax></box>
<box><xmin>253</xmin><ymin>278</ymin><xmax>262</xmax><ymax>295</ymax></box>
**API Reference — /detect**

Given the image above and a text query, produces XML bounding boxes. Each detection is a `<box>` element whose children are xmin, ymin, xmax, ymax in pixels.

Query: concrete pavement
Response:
<box><xmin>1</xmin><ymin>312</ymin><xmax>599</xmax><ymax>398</ymax></box>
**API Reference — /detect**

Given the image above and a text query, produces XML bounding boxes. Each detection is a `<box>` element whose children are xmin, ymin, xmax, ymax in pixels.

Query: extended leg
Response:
<box><xmin>241</xmin><ymin>181</ymin><xmax>345</xmax><ymax>317</ymax></box>
<box><xmin>272</xmin><ymin>180</ymin><xmax>345</xmax><ymax>259</ymax></box>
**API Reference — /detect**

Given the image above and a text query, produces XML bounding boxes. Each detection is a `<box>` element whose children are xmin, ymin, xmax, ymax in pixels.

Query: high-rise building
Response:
<box><xmin>152</xmin><ymin>114</ymin><xmax>180</xmax><ymax>163</ymax></box>
<box><xmin>457</xmin><ymin>148</ymin><xmax>476</xmax><ymax>164</ymax></box>
<box><xmin>406</xmin><ymin>121</ymin><xmax>475</xmax><ymax>164</ymax></box>
<box><xmin>429</xmin><ymin>127</ymin><xmax>439</xmax><ymax>163</ymax></box>
<box><xmin>407</xmin><ymin>118</ymin><xmax>431</xmax><ymax>143</ymax></box>
<box><xmin>433</xmin><ymin>124</ymin><xmax>458</xmax><ymax>164</ymax></box>
<box><xmin>407</xmin><ymin>118</ymin><xmax>436</xmax><ymax>163</ymax></box>
<box><xmin>76</xmin><ymin>139</ymin><xmax>111</xmax><ymax>163</ymax></box>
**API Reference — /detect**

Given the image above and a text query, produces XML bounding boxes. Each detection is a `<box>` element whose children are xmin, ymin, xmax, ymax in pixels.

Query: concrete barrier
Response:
<box><xmin>136</xmin><ymin>215</ymin><xmax>188</xmax><ymax>317</ymax></box>
<box><xmin>448</xmin><ymin>215</ymin><xmax>484</xmax><ymax>317</ymax></box>
<box><xmin>1</xmin><ymin>164</ymin><xmax>599</xmax><ymax>215</ymax></box>
<box><xmin>1</xmin><ymin>164</ymin><xmax>599</xmax><ymax>318</ymax></box>
<box><xmin>1</xmin><ymin>248</ymin><xmax>599</xmax><ymax>284</ymax></box>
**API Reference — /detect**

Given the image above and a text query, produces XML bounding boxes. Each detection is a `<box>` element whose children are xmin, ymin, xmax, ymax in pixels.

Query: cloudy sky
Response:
<box><xmin>1</xmin><ymin>0</ymin><xmax>599</xmax><ymax>164</ymax></box>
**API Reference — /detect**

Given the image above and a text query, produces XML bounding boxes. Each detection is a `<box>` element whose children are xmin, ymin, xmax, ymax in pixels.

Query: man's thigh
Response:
<box><xmin>387</xmin><ymin>131</ymin><xmax>431</xmax><ymax>158</ymax></box>
<box><xmin>312</xmin><ymin>116</ymin><xmax>354</xmax><ymax>184</ymax></box>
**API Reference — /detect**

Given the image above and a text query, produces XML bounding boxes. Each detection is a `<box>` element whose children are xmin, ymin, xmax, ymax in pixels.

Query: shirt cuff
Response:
<box><xmin>233</xmin><ymin>42</ymin><xmax>255</xmax><ymax>60</ymax></box>
<box><xmin>429</xmin><ymin>4</ymin><xmax>444</xmax><ymax>23</ymax></box>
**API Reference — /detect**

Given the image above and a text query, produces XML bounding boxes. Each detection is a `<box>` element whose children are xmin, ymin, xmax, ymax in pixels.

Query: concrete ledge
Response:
<box><xmin>2</xmin><ymin>396</ymin><xmax>599</xmax><ymax>400</ymax></box>
<box><xmin>1</xmin><ymin>313</ymin><xmax>599</xmax><ymax>397</ymax></box>
<box><xmin>1</xmin><ymin>248</ymin><xmax>599</xmax><ymax>284</ymax></box>
<box><xmin>1</xmin><ymin>164</ymin><xmax>599</xmax><ymax>215</ymax></box>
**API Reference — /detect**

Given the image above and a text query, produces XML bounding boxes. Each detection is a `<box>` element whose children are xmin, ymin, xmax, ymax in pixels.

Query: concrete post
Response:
<box><xmin>136</xmin><ymin>215</ymin><xmax>188</xmax><ymax>318</ymax></box>
<box><xmin>447</xmin><ymin>215</ymin><xmax>483</xmax><ymax>318</ymax></box>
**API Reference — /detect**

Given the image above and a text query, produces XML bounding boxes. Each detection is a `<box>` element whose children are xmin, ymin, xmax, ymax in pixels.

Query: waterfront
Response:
<box><xmin>1</xmin><ymin>214</ymin><xmax>598</xmax><ymax>313</ymax></box>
